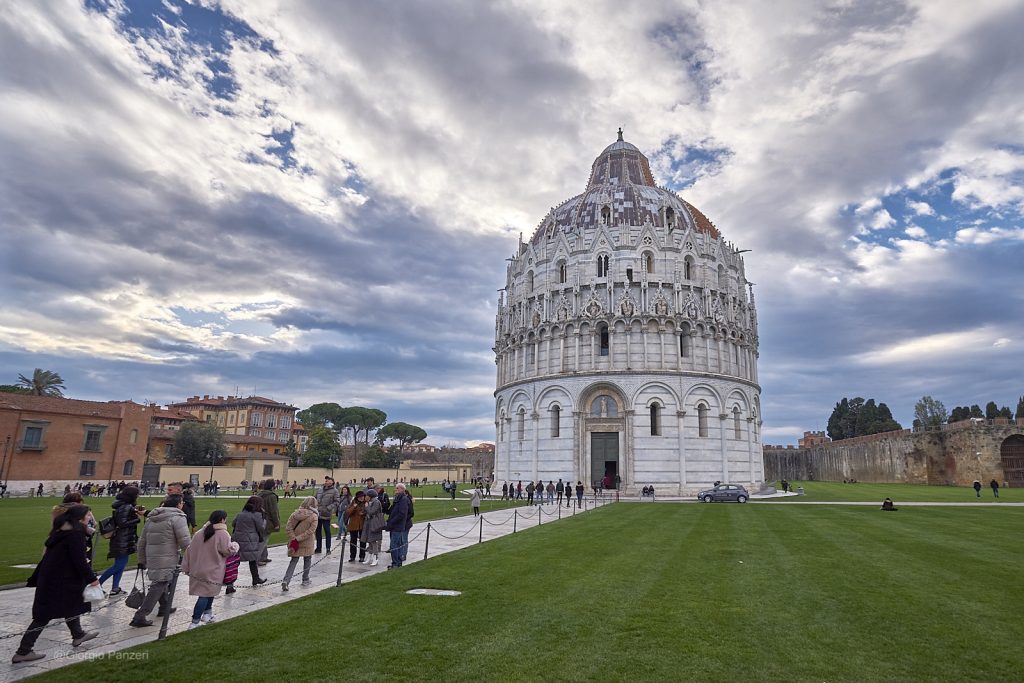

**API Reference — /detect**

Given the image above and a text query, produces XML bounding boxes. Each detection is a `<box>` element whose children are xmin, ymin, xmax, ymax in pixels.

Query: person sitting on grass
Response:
<box><xmin>881</xmin><ymin>498</ymin><xmax>898</xmax><ymax>511</ymax></box>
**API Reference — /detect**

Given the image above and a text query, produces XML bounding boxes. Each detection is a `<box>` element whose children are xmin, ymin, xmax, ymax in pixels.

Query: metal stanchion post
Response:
<box><xmin>558</xmin><ymin>503</ymin><xmax>561</xmax><ymax>519</ymax></box>
<box><xmin>335</xmin><ymin>546</ymin><xmax>345</xmax><ymax>587</ymax></box>
<box><xmin>538</xmin><ymin>506</ymin><xmax>542</xmax><ymax>526</ymax></box>
<box><xmin>423</xmin><ymin>523</ymin><xmax>431</xmax><ymax>560</ymax></box>
<box><xmin>478</xmin><ymin>517</ymin><xmax>483</xmax><ymax>544</ymax></box>
<box><xmin>158</xmin><ymin>566</ymin><xmax>181</xmax><ymax>641</ymax></box>
<box><xmin>513</xmin><ymin>510</ymin><xmax>517</xmax><ymax>533</ymax></box>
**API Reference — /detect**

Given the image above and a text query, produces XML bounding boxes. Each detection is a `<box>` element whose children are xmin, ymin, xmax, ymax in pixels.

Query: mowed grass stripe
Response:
<box><xmin>32</xmin><ymin>504</ymin><xmax>1024</xmax><ymax>683</ymax></box>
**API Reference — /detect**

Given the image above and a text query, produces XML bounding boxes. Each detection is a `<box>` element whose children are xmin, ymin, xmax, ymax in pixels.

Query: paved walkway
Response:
<box><xmin>0</xmin><ymin>497</ymin><xmax>610</xmax><ymax>682</ymax></box>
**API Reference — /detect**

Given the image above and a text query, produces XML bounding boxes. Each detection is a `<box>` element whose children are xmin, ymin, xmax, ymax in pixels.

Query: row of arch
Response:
<box><xmin>496</xmin><ymin>382</ymin><xmax>761</xmax><ymax>442</ymax></box>
<box><xmin>525</xmin><ymin>254</ymin><xmax>728</xmax><ymax>290</ymax></box>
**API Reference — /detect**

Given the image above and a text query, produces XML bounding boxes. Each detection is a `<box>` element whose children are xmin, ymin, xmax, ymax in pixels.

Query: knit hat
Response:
<box><xmin>366</xmin><ymin>489</ymin><xmax>378</xmax><ymax>498</ymax></box>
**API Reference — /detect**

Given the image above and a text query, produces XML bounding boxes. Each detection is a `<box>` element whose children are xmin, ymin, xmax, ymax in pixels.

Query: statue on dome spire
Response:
<box><xmin>617</xmin><ymin>127</ymin><xmax>624</xmax><ymax>141</ymax></box>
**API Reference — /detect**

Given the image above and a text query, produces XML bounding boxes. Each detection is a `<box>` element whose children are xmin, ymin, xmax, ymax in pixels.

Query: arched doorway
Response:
<box><xmin>1000</xmin><ymin>435</ymin><xmax>1024</xmax><ymax>487</ymax></box>
<box><xmin>579</xmin><ymin>383</ymin><xmax>628</xmax><ymax>489</ymax></box>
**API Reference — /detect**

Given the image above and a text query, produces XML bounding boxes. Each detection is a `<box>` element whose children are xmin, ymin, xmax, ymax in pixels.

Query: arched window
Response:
<box><xmin>626</xmin><ymin>267</ymin><xmax>633</xmax><ymax>283</ymax></box>
<box><xmin>698</xmin><ymin>404</ymin><xmax>709</xmax><ymax>438</ymax></box>
<box><xmin>599</xmin><ymin>324</ymin><xmax>609</xmax><ymax>356</ymax></box>
<box><xmin>679</xmin><ymin>331</ymin><xmax>690</xmax><ymax>357</ymax></box>
<box><xmin>526</xmin><ymin>343</ymin><xmax>535</xmax><ymax>367</ymax></box>
<box><xmin>684</xmin><ymin>255</ymin><xmax>694</xmax><ymax>280</ymax></box>
<box><xmin>498</xmin><ymin>414</ymin><xmax>505</xmax><ymax>441</ymax></box>
<box><xmin>643</xmin><ymin>252</ymin><xmax>654</xmax><ymax>273</ymax></box>
<box><xmin>558</xmin><ymin>262</ymin><xmax>567</xmax><ymax>283</ymax></box>
<box><xmin>665</xmin><ymin>207</ymin><xmax>675</xmax><ymax>229</ymax></box>
<box><xmin>128</xmin><ymin>428</ymin><xmax>138</xmax><ymax>445</ymax></box>
<box><xmin>601</xmin><ymin>205</ymin><xmax>611</xmax><ymax>225</ymax></box>
<box><xmin>718</xmin><ymin>264</ymin><xmax>727</xmax><ymax>289</ymax></box>
<box><xmin>597</xmin><ymin>254</ymin><xmax>610</xmax><ymax>277</ymax></box>
<box><xmin>733</xmin><ymin>407</ymin><xmax>742</xmax><ymax>439</ymax></box>
<box><xmin>650</xmin><ymin>403</ymin><xmax>661</xmax><ymax>436</ymax></box>
<box><xmin>526</xmin><ymin>271</ymin><xmax>534</xmax><ymax>294</ymax></box>
<box><xmin>551</xmin><ymin>405</ymin><xmax>560</xmax><ymax>438</ymax></box>
<box><xmin>122</xmin><ymin>459</ymin><xmax>135</xmax><ymax>476</ymax></box>
<box><xmin>517</xmin><ymin>409</ymin><xmax>526</xmax><ymax>441</ymax></box>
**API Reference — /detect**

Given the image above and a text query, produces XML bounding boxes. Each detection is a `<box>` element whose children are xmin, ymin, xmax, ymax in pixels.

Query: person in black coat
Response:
<box><xmin>13</xmin><ymin>505</ymin><xmax>100</xmax><ymax>663</ymax></box>
<box><xmin>181</xmin><ymin>483</ymin><xmax>197</xmax><ymax>531</ymax></box>
<box><xmin>385</xmin><ymin>485</ymin><xmax>414</xmax><ymax>568</ymax></box>
<box><xmin>98</xmin><ymin>486</ymin><xmax>144</xmax><ymax>596</ymax></box>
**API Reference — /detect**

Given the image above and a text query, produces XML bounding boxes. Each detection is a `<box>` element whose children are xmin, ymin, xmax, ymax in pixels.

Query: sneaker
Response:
<box><xmin>300</xmin><ymin>580</ymin><xmax>312</xmax><ymax>587</ymax></box>
<box><xmin>200</xmin><ymin>612</ymin><xmax>215</xmax><ymax>623</ymax></box>
<box><xmin>108</xmin><ymin>588</ymin><xmax>125</xmax><ymax>596</ymax></box>
<box><xmin>281</xmin><ymin>582</ymin><xmax>289</xmax><ymax>592</ymax></box>
<box><xmin>257</xmin><ymin>561</ymin><xmax>269</xmax><ymax>566</ymax></box>
<box><xmin>359</xmin><ymin>557</ymin><xmax>366</xmax><ymax>564</ymax></box>
<box><xmin>188</xmin><ymin>621</ymin><xmax>203</xmax><ymax>630</ymax></box>
<box><xmin>11</xmin><ymin>651</ymin><xmax>45</xmax><ymax>664</ymax></box>
<box><xmin>72</xmin><ymin>631</ymin><xmax>98</xmax><ymax>647</ymax></box>
<box><xmin>252</xmin><ymin>578</ymin><xmax>267</xmax><ymax>586</ymax></box>
<box><xmin>314</xmin><ymin>548</ymin><xmax>322</xmax><ymax>553</ymax></box>
<box><xmin>130</xmin><ymin>618</ymin><xmax>154</xmax><ymax>628</ymax></box>
<box><xmin>225</xmin><ymin>585</ymin><xmax>236</xmax><ymax>594</ymax></box>
<box><xmin>370</xmin><ymin>555</ymin><xmax>379</xmax><ymax>566</ymax></box>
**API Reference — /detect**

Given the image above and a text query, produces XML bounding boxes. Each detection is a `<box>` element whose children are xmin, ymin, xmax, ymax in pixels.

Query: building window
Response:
<box><xmin>82</xmin><ymin>427</ymin><xmax>104</xmax><ymax>452</ymax></box>
<box><xmin>517</xmin><ymin>410</ymin><xmax>526</xmax><ymax>441</ymax></box>
<box><xmin>718</xmin><ymin>265</ymin><xmax>727</xmax><ymax>289</ymax></box>
<box><xmin>601</xmin><ymin>205</ymin><xmax>611</xmax><ymax>224</ymax></box>
<box><xmin>217</xmin><ymin>414</ymin><xmax>224</xmax><ymax>426</ymax></box>
<box><xmin>123</xmin><ymin>459</ymin><xmax>135</xmax><ymax>476</ymax></box>
<box><xmin>684</xmin><ymin>255</ymin><xmax>694</xmax><ymax>280</ymax></box>
<box><xmin>251</xmin><ymin>412</ymin><xmax>262</xmax><ymax>427</ymax></box>
<box><xmin>164</xmin><ymin>444</ymin><xmax>173</xmax><ymax>457</ymax></box>
<box><xmin>643</xmin><ymin>252</ymin><xmax>654</xmax><ymax>273</ymax></box>
<box><xmin>267</xmin><ymin>414</ymin><xmax>277</xmax><ymax>428</ymax></box>
<box><xmin>263</xmin><ymin>464</ymin><xmax>274</xmax><ymax>476</ymax></box>
<box><xmin>698</xmin><ymin>404</ymin><xmax>709</xmax><ymax>438</ymax></box>
<box><xmin>526</xmin><ymin>343</ymin><xmax>535</xmax><ymax>366</ymax></box>
<box><xmin>280</xmin><ymin>416</ymin><xmax>290</xmax><ymax>429</ymax></box>
<box><xmin>558</xmin><ymin>262</ymin><xmax>567</xmax><ymax>283</ymax></box>
<box><xmin>526</xmin><ymin>271</ymin><xmax>534</xmax><ymax>294</ymax></box>
<box><xmin>261</xmin><ymin>448</ymin><xmax>268</xmax><ymax>453</ymax></box>
<box><xmin>128</xmin><ymin>428</ymin><xmax>138</xmax><ymax>445</ymax></box>
<box><xmin>20</xmin><ymin>424</ymin><xmax>45</xmax><ymax>450</ymax></box>
<box><xmin>599</xmin><ymin>324</ymin><xmax>609</xmax><ymax>356</ymax></box>
<box><xmin>650</xmin><ymin>403</ymin><xmax>661</xmax><ymax>436</ymax></box>
<box><xmin>597</xmin><ymin>254</ymin><xmax>610</xmax><ymax>277</ymax></box>
<box><xmin>228</xmin><ymin>413</ymin><xmax>236</xmax><ymax>426</ymax></box>
<box><xmin>551</xmin><ymin>405</ymin><xmax>560</xmax><ymax>438</ymax></box>
<box><xmin>665</xmin><ymin>206</ymin><xmax>675</xmax><ymax>229</ymax></box>
<box><xmin>626</xmin><ymin>268</ymin><xmax>633</xmax><ymax>282</ymax></box>
<box><xmin>280</xmin><ymin>432</ymin><xmax>289</xmax><ymax>442</ymax></box>
<box><xmin>251</xmin><ymin>429</ymin><xmax>261</xmax><ymax>438</ymax></box>
<box><xmin>679</xmin><ymin>333</ymin><xmax>690</xmax><ymax>357</ymax></box>
<box><xmin>733</xmin><ymin>407</ymin><xmax>742</xmax><ymax>440</ymax></box>
<box><xmin>79</xmin><ymin>460</ymin><xmax>97</xmax><ymax>477</ymax></box>
<box><xmin>498</xmin><ymin>415</ymin><xmax>505</xmax><ymax>441</ymax></box>
<box><xmin>266</xmin><ymin>430</ymin><xmax>276</xmax><ymax>440</ymax></box>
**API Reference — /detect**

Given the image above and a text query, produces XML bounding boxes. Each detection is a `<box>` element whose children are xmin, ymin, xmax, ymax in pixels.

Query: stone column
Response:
<box><xmin>746</xmin><ymin>417</ymin><xmax>756</xmax><ymax>483</ymax></box>
<box><xmin>677</xmin><ymin>410</ymin><xmax>687</xmax><ymax>491</ymax></box>
<box><xmin>624</xmin><ymin>410</ymin><xmax>635</xmax><ymax>489</ymax></box>
<box><xmin>531</xmin><ymin>411</ymin><xmax>540</xmax><ymax>480</ymax></box>
<box><xmin>719</xmin><ymin>413</ymin><xmax>729</xmax><ymax>481</ymax></box>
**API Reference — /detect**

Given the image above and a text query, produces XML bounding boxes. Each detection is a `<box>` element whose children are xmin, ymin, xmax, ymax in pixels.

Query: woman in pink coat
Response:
<box><xmin>181</xmin><ymin>510</ymin><xmax>238</xmax><ymax>629</ymax></box>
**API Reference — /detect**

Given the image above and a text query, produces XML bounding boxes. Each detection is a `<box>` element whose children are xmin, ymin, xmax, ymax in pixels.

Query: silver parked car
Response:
<box><xmin>697</xmin><ymin>484</ymin><xmax>749</xmax><ymax>503</ymax></box>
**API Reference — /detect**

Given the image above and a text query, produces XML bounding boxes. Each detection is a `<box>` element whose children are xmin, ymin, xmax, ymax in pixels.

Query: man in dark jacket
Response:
<box><xmin>385</xmin><ymin>484</ymin><xmax>413</xmax><ymax>568</ymax></box>
<box><xmin>181</xmin><ymin>483</ymin><xmax>197</xmax><ymax>532</ymax></box>
<box><xmin>257</xmin><ymin>479</ymin><xmax>280</xmax><ymax>565</ymax></box>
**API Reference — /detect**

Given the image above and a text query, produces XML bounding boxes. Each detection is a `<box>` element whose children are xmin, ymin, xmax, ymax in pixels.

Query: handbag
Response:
<box><xmin>223</xmin><ymin>553</ymin><xmax>241</xmax><ymax>584</ymax></box>
<box><xmin>83</xmin><ymin>584</ymin><xmax>105</xmax><ymax>603</ymax></box>
<box><xmin>124</xmin><ymin>567</ymin><xmax>146</xmax><ymax>609</ymax></box>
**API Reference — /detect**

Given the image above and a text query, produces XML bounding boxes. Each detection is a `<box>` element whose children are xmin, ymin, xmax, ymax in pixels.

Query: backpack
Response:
<box><xmin>99</xmin><ymin>516</ymin><xmax>116</xmax><ymax>539</ymax></box>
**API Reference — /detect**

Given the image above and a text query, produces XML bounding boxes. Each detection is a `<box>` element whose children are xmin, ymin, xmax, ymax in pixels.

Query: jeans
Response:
<box><xmin>17</xmin><ymin>617</ymin><xmax>84</xmax><ymax>654</ymax></box>
<box><xmin>282</xmin><ymin>556</ymin><xmax>311</xmax><ymax>584</ymax></box>
<box><xmin>315</xmin><ymin>518</ymin><xmax>332</xmax><ymax>551</ymax></box>
<box><xmin>99</xmin><ymin>554</ymin><xmax>129</xmax><ymax>589</ymax></box>
<box><xmin>389</xmin><ymin>530</ymin><xmax>409</xmax><ymax>566</ymax></box>
<box><xmin>191</xmin><ymin>596</ymin><xmax>214</xmax><ymax>623</ymax></box>
<box><xmin>349</xmin><ymin>531</ymin><xmax>366</xmax><ymax>561</ymax></box>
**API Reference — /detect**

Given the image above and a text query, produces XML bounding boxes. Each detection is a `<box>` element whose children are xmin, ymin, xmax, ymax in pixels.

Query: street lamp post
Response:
<box><xmin>208</xmin><ymin>448</ymin><xmax>216</xmax><ymax>490</ymax></box>
<box><xmin>0</xmin><ymin>435</ymin><xmax>11</xmax><ymax>489</ymax></box>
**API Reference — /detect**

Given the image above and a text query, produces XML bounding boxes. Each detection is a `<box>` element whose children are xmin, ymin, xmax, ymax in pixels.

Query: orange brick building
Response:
<box><xmin>0</xmin><ymin>395</ymin><xmax>152</xmax><ymax>492</ymax></box>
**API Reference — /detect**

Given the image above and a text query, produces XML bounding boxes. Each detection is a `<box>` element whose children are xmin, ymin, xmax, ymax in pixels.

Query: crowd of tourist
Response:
<box><xmin>499</xmin><ymin>479</ymin><xmax>585</xmax><ymax>507</ymax></box>
<box><xmin>10</xmin><ymin>476</ymin><xmax>418</xmax><ymax>664</ymax></box>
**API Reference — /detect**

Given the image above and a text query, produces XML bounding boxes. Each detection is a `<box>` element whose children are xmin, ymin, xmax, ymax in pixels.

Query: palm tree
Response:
<box><xmin>16</xmin><ymin>369</ymin><xmax>66</xmax><ymax>397</ymax></box>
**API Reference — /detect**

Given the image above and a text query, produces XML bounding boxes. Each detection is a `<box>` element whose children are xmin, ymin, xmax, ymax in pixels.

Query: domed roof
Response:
<box><xmin>533</xmin><ymin>131</ymin><xmax>719</xmax><ymax>244</ymax></box>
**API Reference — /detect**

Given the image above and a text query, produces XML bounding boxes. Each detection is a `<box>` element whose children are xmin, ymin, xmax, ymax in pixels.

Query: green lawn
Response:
<box><xmin>34</xmin><ymin>503</ymin><xmax>1024</xmax><ymax>682</ymax></box>
<box><xmin>765</xmin><ymin>480</ymin><xmax>1020</xmax><ymax>503</ymax></box>
<box><xmin>0</xmin><ymin>493</ymin><xmax>524</xmax><ymax>587</ymax></box>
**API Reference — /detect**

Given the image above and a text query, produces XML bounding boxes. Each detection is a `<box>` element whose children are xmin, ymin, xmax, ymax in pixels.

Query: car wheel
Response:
<box><xmin>702</xmin><ymin>495</ymin><xmax>713</xmax><ymax>503</ymax></box>
<box><xmin>737</xmin><ymin>495</ymin><xmax>748</xmax><ymax>503</ymax></box>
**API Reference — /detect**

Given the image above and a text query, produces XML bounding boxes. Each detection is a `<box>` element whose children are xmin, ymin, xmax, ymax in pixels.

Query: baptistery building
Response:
<box><xmin>493</xmin><ymin>132</ymin><xmax>763</xmax><ymax>495</ymax></box>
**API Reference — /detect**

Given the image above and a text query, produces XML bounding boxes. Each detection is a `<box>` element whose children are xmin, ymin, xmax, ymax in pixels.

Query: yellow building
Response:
<box><xmin>168</xmin><ymin>395</ymin><xmax>299</xmax><ymax>446</ymax></box>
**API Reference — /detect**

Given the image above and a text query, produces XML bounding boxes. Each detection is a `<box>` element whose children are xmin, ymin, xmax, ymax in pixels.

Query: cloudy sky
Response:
<box><xmin>2</xmin><ymin>0</ymin><xmax>1022</xmax><ymax>446</ymax></box>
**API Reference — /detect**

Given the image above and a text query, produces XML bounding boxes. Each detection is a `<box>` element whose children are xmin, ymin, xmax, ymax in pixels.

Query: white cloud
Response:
<box><xmin>907</xmin><ymin>200</ymin><xmax>936</xmax><ymax>216</ymax></box>
<box><xmin>955</xmin><ymin>226</ymin><xmax>1024</xmax><ymax>244</ymax></box>
<box><xmin>904</xmin><ymin>225</ymin><xmax>928</xmax><ymax>238</ymax></box>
